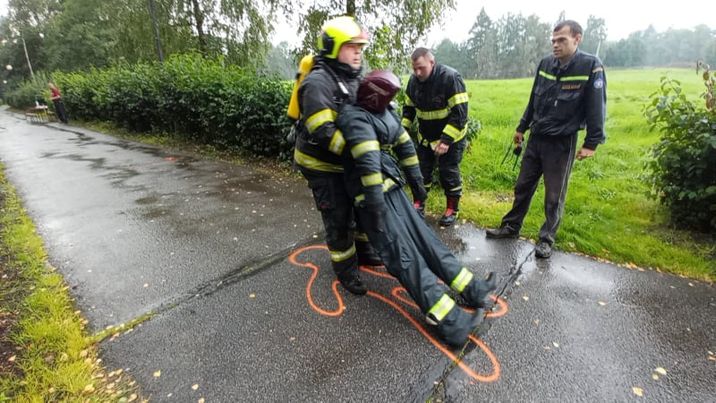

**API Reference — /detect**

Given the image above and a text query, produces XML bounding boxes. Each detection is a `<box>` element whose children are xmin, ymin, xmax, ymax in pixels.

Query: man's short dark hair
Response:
<box><xmin>411</xmin><ymin>47</ymin><xmax>434</xmax><ymax>62</ymax></box>
<box><xmin>553</xmin><ymin>20</ymin><xmax>583</xmax><ymax>37</ymax></box>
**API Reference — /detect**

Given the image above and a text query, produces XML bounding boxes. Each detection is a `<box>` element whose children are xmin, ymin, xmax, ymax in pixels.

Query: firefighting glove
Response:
<box><xmin>362</xmin><ymin>203</ymin><xmax>386</xmax><ymax>234</ymax></box>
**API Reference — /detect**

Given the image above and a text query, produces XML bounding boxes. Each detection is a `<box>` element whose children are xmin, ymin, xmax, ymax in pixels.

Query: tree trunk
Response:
<box><xmin>190</xmin><ymin>0</ymin><xmax>207</xmax><ymax>54</ymax></box>
<box><xmin>346</xmin><ymin>0</ymin><xmax>355</xmax><ymax>17</ymax></box>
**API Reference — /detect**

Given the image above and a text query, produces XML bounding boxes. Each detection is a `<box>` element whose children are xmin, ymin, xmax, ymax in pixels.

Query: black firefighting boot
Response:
<box><xmin>431</xmin><ymin>302</ymin><xmax>483</xmax><ymax>348</ymax></box>
<box><xmin>459</xmin><ymin>272</ymin><xmax>497</xmax><ymax>309</ymax></box>
<box><xmin>337</xmin><ymin>268</ymin><xmax>367</xmax><ymax>296</ymax></box>
<box><xmin>438</xmin><ymin>196</ymin><xmax>460</xmax><ymax>227</ymax></box>
<box><xmin>355</xmin><ymin>238</ymin><xmax>383</xmax><ymax>267</ymax></box>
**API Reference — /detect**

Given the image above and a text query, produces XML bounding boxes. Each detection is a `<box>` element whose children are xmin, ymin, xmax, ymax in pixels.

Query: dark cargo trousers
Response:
<box><xmin>356</xmin><ymin>188</ymin><xmax>475</xmax><ymax>317</ymax></box>
<box><xmin>301</xmin><ymin>169</ymin><xmax>375</xmax><ymax>276</ymax></box>
<box><xmin>416</xmin><ymin>138</ymin><xmax>466</xmax><ymax>197</ymax></box>
<box><xmin>501</xmin><ymin>133</ymin><xmax>578</xmax><ymax>245</ymax></box>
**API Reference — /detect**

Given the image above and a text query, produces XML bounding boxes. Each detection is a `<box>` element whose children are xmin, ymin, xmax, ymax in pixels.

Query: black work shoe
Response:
<box><xmin>436</xmin><ymin>307</ymin><xmax>483</xmax><ymax>348</ymax></box>
<box><xmin>535</xmin><ymin>241</ymin><xmax>552</xmax><ymax>258</ymax></box>
<box><xmin>337</xmin><ymin>272</ymin><xmax>367</xmax><ymax>295</ymax></box>
<box><xmin>438</xmin><ymin>210</ymin><xmax>459</xmax><ymax>227</ymax></box>
<box><xmin>460</xmin><ymin>272</ymin><xmax>497</xmax><ymax>309</ymax></box>
<box><xmin>485</xmin><ymin>226</ymin><xmax>519</xmax><ymax>239</ymax></box>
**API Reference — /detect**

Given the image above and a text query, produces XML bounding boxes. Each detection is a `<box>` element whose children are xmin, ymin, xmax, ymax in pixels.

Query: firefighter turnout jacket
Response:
<box><xmin>294</xmin><ymin>58</ymin><xmax>360</xmax><ymax>173</ymax></box>
<box><xmin>517</xmin><ymin>49</ymin><xmax>607</xmax><ymax>149</ymax></box>
<box><xmin>402</xmin><ymin>64</ymin><xmax>469</xmax><ymax>149</ymax></box>
<box><xmin>338</xmin><ymin>104</ymin><xmax>425</xmax><ymax>209</ymax></box>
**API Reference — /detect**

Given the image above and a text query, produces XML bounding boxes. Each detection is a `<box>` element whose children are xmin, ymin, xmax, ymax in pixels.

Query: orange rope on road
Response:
<box><xmin>288</xmin><ymin>244</ymin><xmax>508</xmax><ymax>383</ymax></box>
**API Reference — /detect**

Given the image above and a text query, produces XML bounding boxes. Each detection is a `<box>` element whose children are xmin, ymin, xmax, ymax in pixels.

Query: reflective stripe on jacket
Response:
<box><xmin>517</xmin><ymin>50</ymin><xmax>607</xmax><ymax>150</ymax></box>
<box><xmin>402</xmin><ymin>64</ymin><xmax>469</xmax><ymax>145</ymax></box>
<box><xmin>337</xmin><ymin>104</ymin><xmax>424</xmax><ymax>208</ymax></box>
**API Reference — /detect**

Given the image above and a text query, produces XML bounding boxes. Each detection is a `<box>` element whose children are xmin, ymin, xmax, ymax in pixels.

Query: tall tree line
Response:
<box><xmin>0</xmin><ymin>0</ymin><xmax>456</xmax><ymax>85</ymax></box>
<box><xmin>434</xmin><ymin>8</ymin><xmax>716</xmax><ymax>79</ymax></box>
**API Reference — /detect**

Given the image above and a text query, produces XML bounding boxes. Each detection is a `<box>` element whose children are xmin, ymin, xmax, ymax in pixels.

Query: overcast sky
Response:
<box><xmin>272</xmin><ymin>0</ymin><xmax>716</xmax><ymax>46</ymax></box>
<box><xmin>424</xmin><ymin>0</ymin><xmax>716</xmax><ymax>44</ymax></box>
<box><xmin>1</xmin><ymin>0</ymin><xmax>713</xmax><ymax>45</ymax></box>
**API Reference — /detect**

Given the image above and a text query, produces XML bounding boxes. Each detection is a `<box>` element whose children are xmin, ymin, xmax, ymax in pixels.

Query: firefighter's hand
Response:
<box><xmin>434</xmin><ymin>141</ymin><xmax>450</xmax><ymax>156</ymax></box>
<box><xmin>363</xmin><ymin>205</ymin><xmax>386</xmax><ymax>234</ymax></box>
<box><xmin>576</xmin><ymin>147</ymin><xmax>595</xmax><ymax>160</ymax></box>
<box><xmin>513</xmin><ymin>131</ymin><xmax>524</xmax><ymax>145</ymax></box>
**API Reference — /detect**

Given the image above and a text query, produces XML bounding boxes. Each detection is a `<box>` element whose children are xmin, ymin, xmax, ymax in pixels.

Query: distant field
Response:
<box><xmin>440</xmin><ymin>68</ymin><xmax>714</xmax><ymax>280</ymax></box>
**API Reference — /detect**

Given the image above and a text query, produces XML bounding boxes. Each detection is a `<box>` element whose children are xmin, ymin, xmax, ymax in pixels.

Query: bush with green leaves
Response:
<box><xmin>644</xmin><ymin>68</ymin><xmax>716</xmax><ymax>233</ymax></box>
<box><xmin>37</xmin><ymin>54</ymin><xmax>293</xmax><ymax>160</ymax></box>
<box><xmin>4</xmin><ymin>72</ymin><xmax>53</xmax><ymax>109</ymax></box>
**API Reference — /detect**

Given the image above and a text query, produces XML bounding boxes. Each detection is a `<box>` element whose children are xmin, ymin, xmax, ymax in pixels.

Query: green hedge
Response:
<box><xmin>3</xmin><ymin>72</ymin><xmax>53</xmax><ymax>110</ymax></box>
<box><xmin>8</xmin><ymin>55</ymin><xmax>294</xmax><ymax>160</ymax></box>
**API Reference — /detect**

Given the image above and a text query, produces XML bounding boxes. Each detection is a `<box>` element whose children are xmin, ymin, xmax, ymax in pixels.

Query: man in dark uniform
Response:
<box><xmin>337</xmin><ymin>70</ymin><xmax>496</xmax><ymax>347</ymax></box>
<box><xmin>486</xmin><ymin>20</ymin><xmax>607</xmax><ymax>258</ymax></box>
<box><xmin>402</xmin><ymin>48</ymin><xmax>469</xmax><ymax>227</ymax></box>
<box><xmin>293</xmin><ymin>16</ymin><xmax>381</xmax><ymax>295</ymax></box>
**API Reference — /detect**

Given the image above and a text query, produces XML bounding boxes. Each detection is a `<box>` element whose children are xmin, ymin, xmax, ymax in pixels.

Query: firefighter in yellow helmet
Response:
<box><xmin>293</xmin><ymin>16</ymin><xmax>381</xmax><ymax>295</ymax></box>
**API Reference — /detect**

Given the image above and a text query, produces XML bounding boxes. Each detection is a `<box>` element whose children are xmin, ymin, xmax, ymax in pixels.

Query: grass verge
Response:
<box><xmin>0</xmin><ymin>162</ymin><xmax>141</xmax><ymax>401</ymax></box>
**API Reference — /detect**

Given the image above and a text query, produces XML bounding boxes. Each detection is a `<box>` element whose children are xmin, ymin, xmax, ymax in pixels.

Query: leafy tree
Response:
<box><xmin>294</xmin><ymin>0</ymin><xmax>456</xmax><ymax>70</ymax></box>
<box><xmin>43</xmin><ymin>0</ymin><xmax>114</xmax><ymax>71</ymax></box>
<box><xmin>433</xmin><ymin>39</ymin><xmax>472</xmax><ymax>78</ymax></box>
<box><xmin>520</xmin><ymin>15</ymin><xmax>551</xmax><ymax>76</ymax></box>
<box><xmin>261</xmin><ymin>41</ymin><xmax>295</xmax><ymax>79</ymax></box>
<box><xmin>581</xmin><ymin>15</ymin><xmax>607</xmax><ymax>57</ymax></box>
<box><xmin>466</xmin><ymin>7</ymin><xmax>497</xmax><ymax>79</ymax></box>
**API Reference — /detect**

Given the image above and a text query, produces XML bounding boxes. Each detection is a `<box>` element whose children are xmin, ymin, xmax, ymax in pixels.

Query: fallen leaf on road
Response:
<box><xmin>652</xmin><ymin>374</ymin><xmax>659</xmax><ymax>380</ymax></box>
<box><xmin>198</xmin><ymin>398</ymin><xmax>205</xmax><ymax>403</ymax></box>
<box><xmin>249</xmin><ymin>294</ymin><xmax>256</xmax><ymax>298</ymax></box>
<box><xmin>655</xmin><ymin>367</ymin><xmax>667</xmax><ymax>376</ymax></box>
<box><xmin>708</xmin><ymin>356</ymin><xmax>716</xmax><ymax>362</ymax></box>
<box><xmin>192</xmin><ymin>384</ymin><xmax>199</xmax><ymax>390</ymax></box>
<box><xmin>143</xmin><ymin>283</ymin><xmax>149</xmax><ymax>288</ymax></box>
<box><xmin>153</xmin><ymin>370</ymin><xmax>161</xmax><ymax>378</ymax></box>
<box><xmin>598</xmin><ymin>301</ymin><xmax>607</xmax><ymax>306</ymax></box>
<box><xmin>8</xmin><ymin>355</ymin><xmax>15</xmax><ymax>362</ymax></box>
<box><xmin>522</xmin><ymin>295</ymin><xmax>529</xmax><ymax>301</ymax></box>
<box><xmin>632</xmin><ymin>387</ymin><xmax>644</xmax><ymax>397</ymax></box>
<box><xmin>552</xmin><ymin>342</ymin><xmax>559</xmax><ymax>348</ymax></box>
<box><xmin>688</xmin><ymin>283</ymin><xmax>694</xmax><ymax>287</ymax></box>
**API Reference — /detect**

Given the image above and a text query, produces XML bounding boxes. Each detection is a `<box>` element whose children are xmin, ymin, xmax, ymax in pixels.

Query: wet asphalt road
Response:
<box><xmin>0</xmin><ymin>110</ymin><xmax>714</xmax><ymax>402</ymax></box>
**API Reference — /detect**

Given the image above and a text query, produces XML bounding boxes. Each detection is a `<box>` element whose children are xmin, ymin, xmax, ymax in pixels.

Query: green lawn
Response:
<box><xmin>442</xmin><ymin>68</ymin><xmax>714</xmax><ymax>281</ymax></box>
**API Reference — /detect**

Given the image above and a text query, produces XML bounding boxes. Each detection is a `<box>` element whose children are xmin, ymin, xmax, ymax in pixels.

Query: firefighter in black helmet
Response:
<box><xmin>337</xmin><ymin>70</ymin><xmax>497</xmax><ymax>347</ymax></box>
<box><xmin>402</xmin><ymin>47</ymin><xmax>470</xmax><ymax>227</ymax></box>
<box><xmin>293</xmin><ymin>16</ymin><xmax>382</xmax><ymax>295</ymax></box>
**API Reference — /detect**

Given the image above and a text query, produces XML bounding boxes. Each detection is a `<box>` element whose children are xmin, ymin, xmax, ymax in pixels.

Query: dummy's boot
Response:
<box><xmin>438</xmin><ymin>196</ymin><xmax>460</xmax><ymax>227</ymax></box>
<box><xmin>430</xmin><ymin>302</ymin><xmax>483</xmax><ymax>348</ymax></box>
<box><xmin>355</xmin><ymin>239</ymin><xmax>383</xmax><ymax>267</ymax></box>
<box><xmin>459</xmin><ymin>272</ymin><xmax>497</xmax><ymax>309</ymax></box>
<box><xmin>337</xmin><ymin>269</ymin><xmax>367</xmax><ymax>296</ymax></box>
